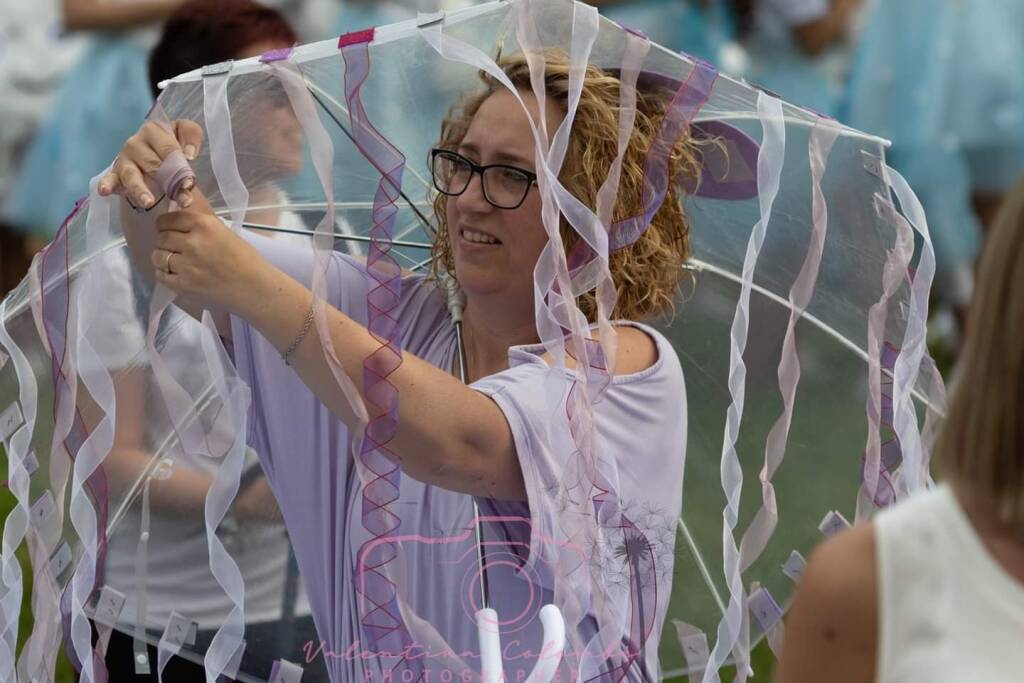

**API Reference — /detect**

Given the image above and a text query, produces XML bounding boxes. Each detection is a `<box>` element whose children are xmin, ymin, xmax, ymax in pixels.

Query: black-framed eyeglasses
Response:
<box><xmin>431</xmin><ymin>148</ymin><xmax>538</xmax><ymax>210</ymax></box>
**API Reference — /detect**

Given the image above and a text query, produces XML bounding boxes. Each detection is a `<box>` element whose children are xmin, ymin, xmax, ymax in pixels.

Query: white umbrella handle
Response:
<box><xmin>476</xmin><ymin>604</ymin><xmax>566</xmax><ymax>683</ymax></box>
<box><xmin>524</xmin><ymin>604</ymin><xmax>566</xmax><ymax>683</ymax></box>
<box><xmin>476</xmin><ymin>608</ymin><xmax>503</xmax><ymax>683</ymax></box>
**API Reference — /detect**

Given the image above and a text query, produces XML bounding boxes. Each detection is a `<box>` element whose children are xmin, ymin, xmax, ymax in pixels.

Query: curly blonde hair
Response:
<box><xmin>430</xmin><ymin>52</ymin><xmax>702</xmax><ymax>322</ymax></box>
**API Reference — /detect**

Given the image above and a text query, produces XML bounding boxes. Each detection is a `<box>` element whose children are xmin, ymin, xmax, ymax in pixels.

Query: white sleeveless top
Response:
<box><xmin>875</xmin><ymin>484</ymin><xmax>1024</xmax><ymax>682</ymax></box>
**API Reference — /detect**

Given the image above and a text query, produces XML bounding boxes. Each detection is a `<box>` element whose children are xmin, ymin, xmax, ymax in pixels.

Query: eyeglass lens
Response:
<box><xmin>432</xmin><ymin>151</ymin><xmax>531</xmax><ymax>209</ymax></box>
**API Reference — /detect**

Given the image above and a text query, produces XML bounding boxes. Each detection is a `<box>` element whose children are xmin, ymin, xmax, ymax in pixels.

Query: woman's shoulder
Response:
<box><xmin>524</xmin><ymin>320</ymin><xmax>677</xmax><ymax>381</ymax></box>
<box><xmin>777</xmin><ymin>522</ymin><xmax>879</xmax><ymax>683</ymax></box>
<box><xmin>614</xmin><ymin>323</ymin><xmax>660</xmax><ymax>376</ymax></box>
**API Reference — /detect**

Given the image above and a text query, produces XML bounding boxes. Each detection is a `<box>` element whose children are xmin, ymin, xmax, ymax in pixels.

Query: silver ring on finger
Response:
<box><xmin>164</xmin><ymin>251</ymin><xmax>176</xmax><ymax>275</ymax></box>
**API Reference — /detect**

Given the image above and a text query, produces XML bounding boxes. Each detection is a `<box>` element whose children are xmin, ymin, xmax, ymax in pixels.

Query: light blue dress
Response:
<box><xmin>844</xmin><ymin>0</ymin><xmax>1024</xmax><ymax>191</ymax></box>
<box><xmin>843</xmin><ymin>0</ymin><xmax>1024</xmax><ymax>303</ymax></box>
<box><xmin>330</xmin><ymin>0</ymin><xmax>416</xmax><ymax>36</ymax></box>
<box><xmin>2</xmin><ymin>35</ymin><xmax>153</xmax><ymax>236</ymax></box>
<box><xmin>739</xmin><ymin>0</ymin><xmax>847</xmax><ymax>117</ymax></box>
<box><xmin>601</xmin><ymin>0</ymin><xmax>733</xmax><ymax>65</ymax></box>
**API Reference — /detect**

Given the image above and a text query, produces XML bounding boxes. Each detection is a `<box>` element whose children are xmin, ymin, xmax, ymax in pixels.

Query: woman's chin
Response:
<box><xmin>453</xmin><ymin>268</ymin><xmax>509</xmax><ymax>300</ymax></box>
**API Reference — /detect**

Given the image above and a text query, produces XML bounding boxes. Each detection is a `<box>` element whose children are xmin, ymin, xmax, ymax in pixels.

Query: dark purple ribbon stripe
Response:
<box><xmin>860</xmin><ymin>342</ymin><xmax>902</xmax><ymax>507</ymax></box>
<box><xmin>608</xmin><ymin>59</ymin><xmax>717</xmax><ymax>252</ymax></box>
<box><xmin>338</xmin><ymin>28</ymin><xmax>415</xmax><ymax>674</ymax></box>
<box><xmin>38</xmin><ymin>199</ymin><xmax>112</xmax><ymax>678</ymax></box>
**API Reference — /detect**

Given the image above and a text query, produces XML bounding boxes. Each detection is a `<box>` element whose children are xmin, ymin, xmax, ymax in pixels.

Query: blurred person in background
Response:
<box><xmin>590</xmin><ymin>0</ymin><xmax>734</xmax><ymax>66</ymax></box>
<box><xmin>0</xmin><ymin>0</ymin><xmax>329</xmax><ymax>290</ymax></box>
<box><xmin>330</xmin><ymin>0</ymin><xmax>418</xmax><ymax>34</ymax></box>
<box><xmin>0</xmin><ymin>0</ymin><xmax>83</xmax><ymax>212</ymax></box>
<box><xmin>0</xmin><ymin>0</ymin><xmax>94</xmax><ymax>297</ymax></box>
<box><xmin>730</xmin><ymin>0</ymin><xmax>869</xmax><ymax>117</ymax></box>
<box><xmin>327</xmin><ymin>0</ymin><xmax>491</xmax><ymax>37</ymax></box>
<box><xmin>74</xmin><ymin>1</ymin><xmax>329</xmax><ymax>679</ymax></box>
<box><xmin>777</xmin><ymin>173</ymin><xmax>1024</xmax><ymax>683</ymax></box>
<box><xmin>1</xmin><ymin>0</ymin><xmax>188</xmax><ymax>251</ymax></box>
<box><xmin>844</xmin><ymin>0</ymin><xmax>1024</xmax><ymax>353</ymax></box>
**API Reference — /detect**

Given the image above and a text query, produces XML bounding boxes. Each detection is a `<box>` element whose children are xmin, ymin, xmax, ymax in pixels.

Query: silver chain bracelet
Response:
<box><xmin>282</xmin><ymin>303</ymin><xmax>316</xmax><ymax>366</ymax></box>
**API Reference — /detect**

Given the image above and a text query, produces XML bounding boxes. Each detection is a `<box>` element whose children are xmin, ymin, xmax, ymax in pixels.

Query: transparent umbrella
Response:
<box><xmin>0</xmin><ymin>2</ymin><xmax>945</xmax><ymax>682</ymax></box>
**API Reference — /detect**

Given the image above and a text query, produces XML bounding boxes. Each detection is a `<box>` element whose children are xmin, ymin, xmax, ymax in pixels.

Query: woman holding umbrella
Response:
<box><xmin>99</xmin><ymin>52</ymin><xmax>693</xmax><ymax>680</ymax></box>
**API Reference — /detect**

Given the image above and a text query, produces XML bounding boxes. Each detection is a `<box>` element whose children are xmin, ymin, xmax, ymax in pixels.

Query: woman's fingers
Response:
<box><xmin>135</xmin><ymin>119</ymin><xmax>202</xmax><ymax>207</ymax></box>
<box><xmin>116</xmin><ymin>158</ymin><xmax>158</xmax><ymax>209</ymax></box>
<box><xmin>155</xmin><ymin>226</ymin><xmax>189</xmax><ymax>251</ymax></box>
<box><xmin>175</xmin><ymin>173</ymin><xmax>197</xmax><ymax>208</ymax></box>
<box><xmin>156</xmin><ymin>208</ymin><xmax>203</xmax><ymax>235</ymax></box>
<box><xmin>138</xmin><ymin>122</ymin><xmax>185</xmax><ymax>166</ymax></box>
<box><xmin>151</xmin><ymin>248</ymin><xmax>174</xmax><ymax>272</ymax></box>
<box><xmin>123</xmin><ymin>133</ymin><xmax>166</xmax><ymax>174</ymax></box>
<box><xmin>105</xmin><ymin>118</ymin><xmax>202</xmax><ymax>208</ymax></box>
<box><xmin>97</xmin><ymin>169</ymin><xmax>121</xmax><ymax>197</ymax></box>
<box><xmin>173</xmin><ymin>119</ymin><xmax>205</xmax><ymax>161</ymax></box>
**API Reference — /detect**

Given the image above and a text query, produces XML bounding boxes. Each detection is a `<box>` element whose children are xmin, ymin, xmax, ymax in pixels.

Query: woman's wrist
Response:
<box><xmin>232</xmin><ymin>265</ymin><xmax>317</xmax><ymax>362</ymax></box>
<box><xmin>228</xmin><ymin>260</ymin><xmax>290</xmax><ymax>321</ymax></box>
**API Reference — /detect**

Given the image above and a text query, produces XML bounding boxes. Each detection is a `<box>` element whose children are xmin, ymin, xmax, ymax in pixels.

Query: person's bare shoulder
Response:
<box><xmin>776</xmin><ymin>522</ymin><xmax>879</xmax><ymax>683</ymax></box>
<box><xmin>539</xmin><ymin>324</ymin><xmax>659</xmax><ymax>375</ymax></box>
<box><xmin>612</xmin><ymin>325</ymin><xmax>659</xmax><ymax>375</ymax></box>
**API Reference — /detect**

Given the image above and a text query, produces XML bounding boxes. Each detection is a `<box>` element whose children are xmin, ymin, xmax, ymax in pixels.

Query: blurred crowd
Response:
<box><xmin>1</xmin><ymin>0</ymin><xmax>1022</xmax><ymax>361</ymax></box>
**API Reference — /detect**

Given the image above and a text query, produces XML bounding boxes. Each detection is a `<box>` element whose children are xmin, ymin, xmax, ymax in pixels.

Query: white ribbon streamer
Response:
<box><xmin>703</xmin><ymin>92</ymin><xmax>785</xmax><ymax>683</ymax></box>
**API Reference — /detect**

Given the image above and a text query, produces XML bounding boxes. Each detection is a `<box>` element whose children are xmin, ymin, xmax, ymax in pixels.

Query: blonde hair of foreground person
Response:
<box><xmin>776</xmin><ymin>174</ymin><xmax>1024</xmax><ymax>683</ymax></box>
<box><xmin>432</xmin><ymin>52</ymin><xmax>704</xmax><ymax>322</ymax></box>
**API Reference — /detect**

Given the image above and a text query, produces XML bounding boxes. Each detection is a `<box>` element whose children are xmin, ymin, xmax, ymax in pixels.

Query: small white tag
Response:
<box><xmin>49</xmin><ymin>542</ymin><xmax>73</xmax><ymax>578</ymax></box>
<box><xmin>201</xmin><ymin>60</ymin><xmax>233</xmax><ymax>77</ymax></box>
<box><xmin>818</xmin><ymin>510</ymin><xmax>852</xmax><ymax>537</ymax></box>
<box><xmin>679</xmin><ymin>632</ymin><xmax>709</xmax><ymax>670</ymax></box>
<box><xmin>671</xmin><ymin>618</ymin><xmax>710</xmax><ymax>678</ymax></box>
<box><xmin>748</xmin><ymin>585</ymin><xmax>784</xmax><ymax>632</ymax></box>
<box><xmin>93</xmin><ymin>586</ymin><xmax>127</xmax><ymax>628</ymax></box>
<box><xmin>873</xmin><ymin>193</ymin><xmax>900</xmax><ymax>227</ymax></box>
<box><xmin>861</xmin><ymin>151</ymin><xmax>883</xmax><ymax>179</ymax></box>
<box><xmin>0</xmin><ymin>401</ymin><xmax>24</xmax><ymax>442</ymax></box>
<box><xmin>781</xmin><ymin>550</ymin><xmax>806</xmax><ymax>583</ymax></box>
<box><xmin>416</xmin><ymin>10</ymin><xmax>445</xmax><ymax>27</ymax></box>
<box><xmin>30</xmin><ymin>491</ymin><xmax>55</xmax><ymax>525</ymax></box>
<box><xmin>270</xmin><ymin>659</ymin><xmax>305</xmax><ymax>683</ymax></box>
<box><xmin>30</xmin><ymin>491</ymin><xmax>61</xmax><ymax>547</ymax></box>
<box><xmin>161</xmin><ymin>612</ymin><xmax>198</xmax><ymax>648</ymax></box>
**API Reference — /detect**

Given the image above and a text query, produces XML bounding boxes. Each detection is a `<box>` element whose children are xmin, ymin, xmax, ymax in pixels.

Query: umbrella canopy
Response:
<box><xmin>0</xmin><ymin>1</ymin><xmax>945</xmax><ymax>682</ymax></box>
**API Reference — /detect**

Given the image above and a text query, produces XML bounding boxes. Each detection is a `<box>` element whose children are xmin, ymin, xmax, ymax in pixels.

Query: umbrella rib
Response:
<box><xmin>408</xmin><ymin>255</ymin><xmax>435</xmax><ymax>272</ymax></box>
<box><xmin>304</xmin><ymin>80</ymin><xmax>435</xmax><ymax>234</ymax></box>
<box><xmin>394</xmin><ymin>215</ymin><xmax>435</xmax><ymax>241</ymax></box>
<box><xmin>106</xmin><ymin>384</ymin><xmax>221</xmax><ymax>536</ymax></box>
<box><xmin>688</xmin><ymin>258</ymin><xmax>944</xmax><ymax>416</ymax></box>
<box><xmin>241</xmin><ymin>222</ymin><xmax>433</xmax><ymax>250</ymax></box>
<box><xmin>677</xmin><ymin>516</ymin><xmax>728</xmax><ymax>618</ymax></box>
<box><xmin>218</xmin><ymin>200</ymin><xmax>432</xmax><ymax>211</ymax></box>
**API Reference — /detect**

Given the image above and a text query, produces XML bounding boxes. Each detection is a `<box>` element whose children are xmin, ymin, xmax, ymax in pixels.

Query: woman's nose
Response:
<box><xmin>456</xmin><ymin>171</ymin><xmax>492</xmax><ymax>213</ymax></box>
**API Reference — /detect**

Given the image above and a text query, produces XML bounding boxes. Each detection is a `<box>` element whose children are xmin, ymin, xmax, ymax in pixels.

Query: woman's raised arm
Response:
<box><xmin>63</xmin><ymin>0</ymin><xmax>185</xmax><ymax>32</ymax></box>
<box><xmin>150</xmin><ymin>209</ymin><xmax>527</xmax><ymax>500</ymax></box>
<box><xmin>99</xmin><ymin>120</ymin><xmax>232</xmax><ymax>334</ymax></box>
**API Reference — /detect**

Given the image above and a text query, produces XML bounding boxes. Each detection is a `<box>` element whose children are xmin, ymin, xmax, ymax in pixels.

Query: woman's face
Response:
<box><xmin>257</xmin><ymin>102</ymin><xmax>305</xmax><ymax>176</ymax></box>
<box><xmin>446</xmin><ymin>88</ymin><xmax>561</xmax><ymax>306</ymax></box>
<box><xmin>237</xmin><ymin>40</ymin><xmax>305</xmax><ymax>179</ymax></box>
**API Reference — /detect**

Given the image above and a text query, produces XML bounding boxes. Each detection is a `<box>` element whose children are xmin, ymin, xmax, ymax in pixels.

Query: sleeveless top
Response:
<box><xmin>875</xmin><ymin>484</ymin><xmax>1024</xmax><ymax>682</ymax></box>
